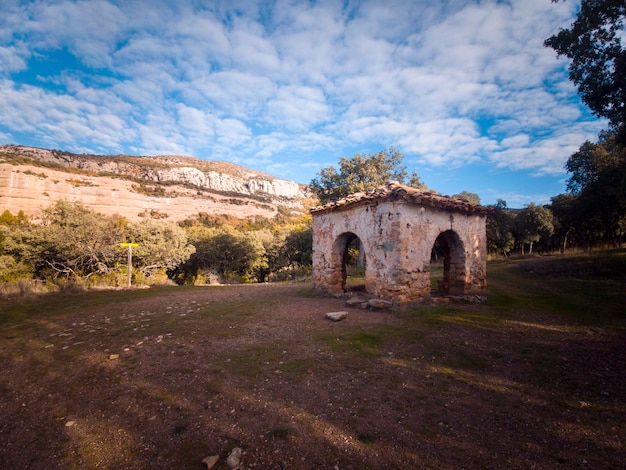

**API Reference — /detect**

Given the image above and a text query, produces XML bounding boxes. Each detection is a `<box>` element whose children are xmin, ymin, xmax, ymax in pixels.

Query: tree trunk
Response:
<box><xmin>561</xmin><ymin>227</ymin><xmax>572</xmax><ymax>254</ymax></box>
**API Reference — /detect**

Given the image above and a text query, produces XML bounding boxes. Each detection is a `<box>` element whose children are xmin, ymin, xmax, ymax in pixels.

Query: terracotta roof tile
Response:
<box><xmin>310</xmin><ymin>181</ymin><xmax>493</xmax><ymax>216</ymax></box>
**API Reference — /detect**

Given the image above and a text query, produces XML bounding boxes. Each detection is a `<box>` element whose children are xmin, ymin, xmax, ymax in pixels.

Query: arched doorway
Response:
<box><xmin>430</xmin><ymin>230</ymin><xmax>466</xmax><ymax>296</ymax></box>
<box><xmin>333</xmin><ymin>232</ymin><xmax>366</xmax><ymax>293</ymax></box>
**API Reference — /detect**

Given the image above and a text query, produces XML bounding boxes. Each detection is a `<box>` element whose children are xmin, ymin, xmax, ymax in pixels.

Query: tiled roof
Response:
<box><xmin>310</xmin><ymin>182</ymin><xmax>493</xmax><ymax>216</ymax></box>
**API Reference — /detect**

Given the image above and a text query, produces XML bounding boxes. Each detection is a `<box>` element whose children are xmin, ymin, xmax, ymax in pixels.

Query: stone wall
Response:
<box><xmin>311</xmin><ymin>186</ymin><xmax>488</xmax><ymax>305</ymax></box>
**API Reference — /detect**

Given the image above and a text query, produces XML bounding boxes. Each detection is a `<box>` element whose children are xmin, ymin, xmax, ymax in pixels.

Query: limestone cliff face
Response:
<box><xmin>0</xmin><ymin>145</ymin><xmax>310</xmax><ymax>221</ymax></box>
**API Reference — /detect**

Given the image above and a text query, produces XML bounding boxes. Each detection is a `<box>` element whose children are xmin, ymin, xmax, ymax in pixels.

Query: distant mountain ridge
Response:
<box><xmin>0</xmin><ymin>145</ymin><xmax>310</xmax><ymax>221</ymax></box>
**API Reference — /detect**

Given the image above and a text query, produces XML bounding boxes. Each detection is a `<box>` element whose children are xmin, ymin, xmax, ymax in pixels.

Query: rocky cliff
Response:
<box><xmin>0</xmin><ymin>145</ymin><xmax>311</xmax><ymax>222</ymax></box>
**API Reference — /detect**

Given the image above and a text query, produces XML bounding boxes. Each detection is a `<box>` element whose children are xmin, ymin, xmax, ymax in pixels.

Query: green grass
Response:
<box><xmin>322</xmin><ymin>330</ymin><xmax>383</xmax><ymax>357</ymax></box>
<box><xmin>485</xmin><ymin>251</ymin><xmax>626</xmax><ymax>325</ymax></box>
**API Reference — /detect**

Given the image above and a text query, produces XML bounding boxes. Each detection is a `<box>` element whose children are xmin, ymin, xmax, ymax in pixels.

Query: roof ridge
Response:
<box><xmin>311</xmin><ymin>182</ymin><xmax>492</xmax><ymax>216</ymax></box>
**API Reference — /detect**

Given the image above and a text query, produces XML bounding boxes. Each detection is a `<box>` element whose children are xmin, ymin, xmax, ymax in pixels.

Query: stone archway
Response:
<box><xmin>431</xmin><ymin>230</ymin><xmax>465</xmax><ymax>296</ymax></box>
<box><xmin>311</xmin><ymin>182</ymin><xmax>491</xmax><ymax>305</ymax></box>
<box><xmin>332</xmin><ymin>231</ymin><xmax>367</xmax><ymax>293</ymax></box>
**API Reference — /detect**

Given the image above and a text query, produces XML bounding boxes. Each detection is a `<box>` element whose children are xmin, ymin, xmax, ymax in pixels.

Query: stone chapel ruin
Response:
<box><xmin>311</xmin><ymin>182</ymin><xmax>491</xmax><ymax>305</ymax></box>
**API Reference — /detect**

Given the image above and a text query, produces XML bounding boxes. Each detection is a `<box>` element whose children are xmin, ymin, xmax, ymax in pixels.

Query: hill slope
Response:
<box><xmin>0</xmin><ymin>145</ymin><xmax>310</xmax><ymax>221</ymax></box>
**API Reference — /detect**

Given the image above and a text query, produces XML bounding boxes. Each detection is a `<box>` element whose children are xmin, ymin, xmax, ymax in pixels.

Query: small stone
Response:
<box><xmin>325</xmin><ymin>311</ymin><xmax>348</xmax><ymax>322</ymax></box>
<box><xmin>345</xmin><ymin>297</ymin><xmax>365</xmax><ymax>307</ymax></box>
<box><xmin>202</xmin><ymin>455</ymin><xmax>219</xmax><ymax>469</ymax></box>
<box><xmin>65</xmin><ymin>420</ymin><xmax>76</xmax><ymax>427</ymax></box>
<box><xmin>367</xmin><ymin>299</ymin><xmax>393</xmax><ymax>309</ymax></box>
<box><xmin>108</xmin><ymin>354</ymin><xmax>120</xmax><ymax>360</ymax></box>
<box><xmin>226</xmin><ymin>447</ymin><xmax>243</xmax><ymax>469</ymax></box>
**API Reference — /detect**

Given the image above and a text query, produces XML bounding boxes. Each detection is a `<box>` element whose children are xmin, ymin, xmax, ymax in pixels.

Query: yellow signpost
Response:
<box><xmin>120</xmin><ymin>243</ymin><xmax>139</xmax><ymax>288</ymax></box>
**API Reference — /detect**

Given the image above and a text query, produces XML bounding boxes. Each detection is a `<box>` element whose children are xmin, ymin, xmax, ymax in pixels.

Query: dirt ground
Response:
<box><xmin>0</xmin><ymin>281</ymin><xmax>624</xmax><ymax>469</ymax></box>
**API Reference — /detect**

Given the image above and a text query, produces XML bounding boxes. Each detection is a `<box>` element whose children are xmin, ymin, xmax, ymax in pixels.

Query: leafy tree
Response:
<box><xmin>545</xmin><ymin>0</ymin><xmax>626</xmax><ymax>140</ymax></box>
<box><xmin>281</xmin><ymin>226</ymin><xmax>313</xmax><ymax>269</ymax></box>
<box><xmin>486</xmin><ymin>199</ymin><xmax>515</xmax><ymax>257</ymax></box>
<box><xmin>548</xmin><ymin>193</ymin><xmax>580</xmax><ymax>252</ymax></box>
<box><xmin>565</xmin><ymin>130</ymin><xmax>626</xmax><ymax>245</ymax></box>
<box><xmin>0</xmin><ymin>210</ymin><xmax>29</xmax><ymax>229</ymax></box>
<box><xmin>20</xmin><ymin>201</ymin><xmax>127</xmax><ymax>281</ymax></box>
<box><xmin>310</xmin><ymin>147</ymin><xmax>426</xmax><ymax>204</ymax></box>
<box><xmin>126</xmin><ymin>219</ymin><xmax>196</xmax><ymax>277</ymax></box>
<box><xmin>181</xmin><ymin>226</ymin><xmax>265</xmax><ymax>283</ymax></box>
<box><xmin>453</xmin><ymin>191</ymin><xmax>481</xmax><ymax>205</ymax></box>
<box><xmin>0</xmin><ymin>211</ymin><xmax>35</xmax><ymax>283</ymax></box>
<box><xmin>513</xmin><ymin>203</ymin><xmax>555</xmax><ymax>254</ymax></box>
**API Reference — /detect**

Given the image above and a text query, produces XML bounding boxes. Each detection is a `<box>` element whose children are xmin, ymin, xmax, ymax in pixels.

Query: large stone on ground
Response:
<box><xmin>325</xmin><ymin>311</ymin><xmax>348</xmax><ymax>322</ymax></box>
<box><xmin>367</xmin><ymin>299</ymin><xmax>393</xmax><ymax>309</ymax></box>
<box><xmin>346</xmin><ymin>297</ymin><xmax>367</xmax><ymax>307</ymax></box>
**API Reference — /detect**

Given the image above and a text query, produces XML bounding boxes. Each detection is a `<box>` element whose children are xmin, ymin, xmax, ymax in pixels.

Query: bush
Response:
<box><xmin>0</xmin><ymin>278</ymin><xmax>48</xmax><ymax>300</ymax></box>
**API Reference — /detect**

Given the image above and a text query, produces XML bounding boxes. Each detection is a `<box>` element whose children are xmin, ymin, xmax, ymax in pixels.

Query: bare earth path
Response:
<box><xmin>1</xmin><ymin>280</ymin><xmax>624</xmax><ymax>469</ymax></box>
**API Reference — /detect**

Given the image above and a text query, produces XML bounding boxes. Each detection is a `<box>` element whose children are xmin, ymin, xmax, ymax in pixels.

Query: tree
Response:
<box><xmin>565</xmin><ymin>130</ymin><xmax>626</xmax><ymax>245</ymax></box>
<box><xmin>548</xmin><ymin>193</ymin><xmax>579</xmax><ymax>252</ymax></box>
<box><xmin>0</xmin><ymin>210</ymin><xmax>29</xmax><ymax>229</ymax></box>
<box><xmin>126</xmin><ymin>219</ymin><xmax>196</xmax><ymax>277</ymax></box>
<box><xmin>0</xmin><ymin>212</ymin><xmax>34</xmax><ymax>283</ymax></box>
<box><xmin>513</xmin><ymin>204</ymin><xmax>555</xmax><ymax>254</ymax></box>
<box><xmin>281</xmin><ymin>226</ymin><xmax>313</xmax><ymax>269</ymax></box>
<box><xmin>486</xmin><ymin>199</ymin><xmax>515</xmax><ymax>257</ymax></box>
<box><xmin>453</xmin><ymin>191</ymin><xmax>481</xmax><ymax>205</ymax></box>
<box><xmin>180</xmin><ymin>226</ymin><xmax>265</xmax><ymax>283</ymax></box>
<box><xmin>310</xmin><ymin>147</ymin><xmax>426</xmax><ymax>204</ymax></box>
<box><xmin>545</xmin><ymin>0</ymin><xmax>626</xmax><ymax>140</ymax></box>
<box><xmin>21</xmin><ymin>201</ymin><xmax>127</xmax><ymax>281</ymax></box>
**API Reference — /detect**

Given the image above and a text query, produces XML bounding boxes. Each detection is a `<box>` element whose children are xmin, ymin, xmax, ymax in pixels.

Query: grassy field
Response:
<box><xmin>0</xmin><ymin>251</ymin><xmax>625</xmax><ymax>469</ymax></box>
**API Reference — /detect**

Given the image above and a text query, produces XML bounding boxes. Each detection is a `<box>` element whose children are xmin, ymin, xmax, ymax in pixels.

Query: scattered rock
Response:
<box><xmin>325</xmin><ymin>311</ymin><xmax>348</xmax><ymax>322</ymax></box>
<box><xmin>65</xmin><ymin>420</ymin><xmax>76</xmax><ymax>427</ymax></box>
<box><xmin>345</xmin><ymin>297</ymin><xmax>366</xmax><ymax>307</ymax></box>
<box><xmin>367</xmin><ymin>299</ymin><xmax>393</xmax><ymax>309</ymax></box>
<box><xmin>108</xmin><ymin>354</ymin><xmax>120</xmax><ymax>360</ymax></box>
<box><xmin>202</xmin><ymin>455</ymin><xmax>219</xmax><ymax>469</ymax></box>
<box><xmin>226</xmin><ymin>447</ymin><xmax>243</xmax><ymax>469</ymax></box>
<box><xmin>448</xmin><ymin>295</ymin><xmax>488</xmax><ymax>304</ymax></box>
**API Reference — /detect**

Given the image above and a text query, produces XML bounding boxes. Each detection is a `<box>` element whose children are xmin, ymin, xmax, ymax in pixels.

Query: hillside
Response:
<box><xmin>0</xmin><ymin>145</ymin><xmax>310</xmax><ymax>221</ymax></box>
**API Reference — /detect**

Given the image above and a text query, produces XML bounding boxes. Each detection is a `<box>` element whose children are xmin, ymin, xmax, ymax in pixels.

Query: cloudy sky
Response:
<box><xmin>0</xmin><ymin>0</ymin><xmax>608</xmax><ymax>206</ymax></box>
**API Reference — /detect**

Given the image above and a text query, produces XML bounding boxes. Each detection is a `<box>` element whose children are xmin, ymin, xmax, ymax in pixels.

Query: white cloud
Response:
<box><xmin>23</xmin><ymin>0</ymin><xmax>125</xmax><ymax>67</ymax></box>
<box><xmin>265</xmin><ymin>85</ymin><xmax>330</xmax><ymax>131</ymax></box>
<box><xmin>0</xmin><ymin>43</ymin><xmax>27</xmax><ymax>74</ymax></box>
<box><xmin>399</xmin><ymin>118</ymin><xmax>494</xmax><ymax>166</ymax></box>
<box><xmin>489</xmin><ymin>124</ymin><xmax>604</xmax><ymax>176</ymax></box>
<box><xmin>0</xmin><ymin>0</ymin><xmax>609</xmax><ymax>197</ymax></box>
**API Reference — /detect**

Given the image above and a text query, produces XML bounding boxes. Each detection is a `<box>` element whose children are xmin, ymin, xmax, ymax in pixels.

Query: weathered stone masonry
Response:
<box><xmin>311</xmin><ymin>182</ymin><xmax>491</xmax><ymax>305</ymax></box>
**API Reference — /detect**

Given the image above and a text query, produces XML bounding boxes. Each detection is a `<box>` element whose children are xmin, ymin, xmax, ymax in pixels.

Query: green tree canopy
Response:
<box><xmin>486</xmin><ymin>199</ymin><xmax>515</xmax><ymax>257</ymax></box>
<box><xmin>513</xmin><ymin>203</ymin><xmax>555</xmax><ymax>255</ymax></box>
<box><xmin>19</xmin><ymin>201</ymin><xmax>126</xmax><ymax>280</ymax></box>
<box><xmin>548</xmin><ymin>193</ymin><xmax>579</xmax><ymax>251</ymax></box>
<box><xmin>310</xmin><ymin>147</ymin><xmax>426</xmax><ymax>204</ymax></box>
<box><xmin>565</xmin><ymin>130</ymin><xmax>626</xmax><ymax>243</ymax></box>
<box><xmin>453</xmin><ymin>191</ymin><xmax>481</xmax><ymax>205</ymax></box>
<box><xmin>545</xmin><ymin>0</ymin><xmax>626</xmax><ymax>140</ymax></box>
<box><xmin>183</xmin><ymin>226</ymin><xmax>266</xmax><ymax>281</ymax></box>
<box><xmin>126</xmin><ymin>219</ymin><xmax>196</xmax><ymax>276</ymax></box>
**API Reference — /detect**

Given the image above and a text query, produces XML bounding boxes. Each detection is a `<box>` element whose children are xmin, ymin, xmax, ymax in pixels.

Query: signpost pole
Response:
<box><xmin>126</xmin><ymin>244</ymin><xmax>132</xmax><ymax>288</ymax></box>
<box><xmin>120</xmin><ymin>243</ymin><xmax>139</xmax><ymax>288</ymax></box>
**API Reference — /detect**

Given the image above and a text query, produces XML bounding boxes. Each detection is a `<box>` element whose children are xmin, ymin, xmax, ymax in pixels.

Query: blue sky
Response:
<box><xmin>0</xmin><ymin>0</ymin><xmax>608</xmax><ymax>207</ymax></box>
